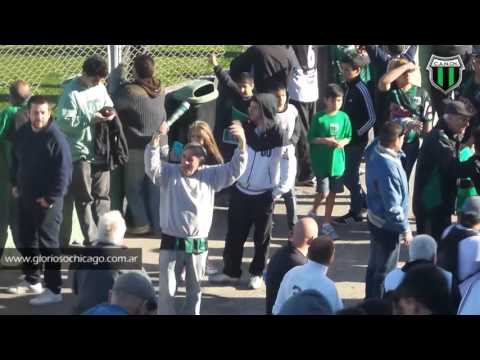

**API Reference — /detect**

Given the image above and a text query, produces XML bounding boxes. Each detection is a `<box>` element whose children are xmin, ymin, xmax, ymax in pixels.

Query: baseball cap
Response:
<box><xmin>112</xmin><ymin>271</ymin><xmax>157</xmax><ymax>304</ymax></box>
<box><xmin>444</xmin><ymin>100</ymin><xmax>476</xmax><ymax>118</ymax></box>
<box><xmin>460</xmin><ymin>196</ymin><xmax>480</xmax><ymax>219</ymax></box>
<box><xmin>277</xmin><ymin>289</ymin><xmax>333</xmax><ymax>315</ymax></box>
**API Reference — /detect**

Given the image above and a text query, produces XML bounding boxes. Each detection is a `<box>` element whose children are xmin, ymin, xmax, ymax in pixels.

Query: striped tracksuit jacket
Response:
<box><xmin>342</xmin><ymin>76</ymin><xmax>376</xmax><ymax>146</ymax></box>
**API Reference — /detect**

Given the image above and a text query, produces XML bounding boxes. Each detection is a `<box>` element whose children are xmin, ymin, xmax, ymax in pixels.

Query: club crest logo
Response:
<box><xmin>427</xmin><ymin>55</ymin><xmax>465</xmax><ymax>95</ymax></box>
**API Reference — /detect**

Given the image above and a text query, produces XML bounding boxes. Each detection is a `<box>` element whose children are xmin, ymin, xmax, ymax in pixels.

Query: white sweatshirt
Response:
<box><xmin>145</xmin><ymin>141</ymin><xmax>247</xmax><ymax>238</ymax></box>
<box><xmin>273</xmin><ymin>260</ymin><xmax>343</xmax><ymax>314</ymax></box>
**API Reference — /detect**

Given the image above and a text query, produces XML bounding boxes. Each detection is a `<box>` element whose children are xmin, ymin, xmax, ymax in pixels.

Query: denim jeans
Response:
<box><xmin>18</xmin><ymin>197</ymin><xmax>64</xmax><ymax>294</ymax></box>
<box><xmin>157</xmin><ymin>249</ymin><xmax>207</xmax><ymax>315</ymax></box>
<box><xmin>121</xmin><ymin>149</ymin><xmax>161</xmax><ymax>234</ymax></box>
<box><xmin>401</xmin><ymin>138</ymin><xmax>420</xmax><ymax>182</ymax></box>
<box><xmin>344</xmin><ymin>143</ymin><xmax>367</xmax><ymax>215</ymax></box>
<box><xmin>365</xmin><ymin>221</ymin><xmax>400</xmax><ymax>299</ymax></box>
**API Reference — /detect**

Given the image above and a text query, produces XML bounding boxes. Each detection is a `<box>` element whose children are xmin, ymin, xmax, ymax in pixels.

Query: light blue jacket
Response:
<box><xmin>365</xmin><ymin>140</ymin><xmax>410</xmax><ymax>234</ymax></box>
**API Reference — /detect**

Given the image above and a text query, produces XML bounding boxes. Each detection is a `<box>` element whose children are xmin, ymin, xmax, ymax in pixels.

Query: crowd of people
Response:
<box><xmin>1</xmin><ymin>45</ymin><xmax>480</xmax><ymax>315</ymax></box>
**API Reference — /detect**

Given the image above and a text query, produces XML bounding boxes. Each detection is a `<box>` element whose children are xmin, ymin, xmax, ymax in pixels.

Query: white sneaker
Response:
<box><xmin>29</xmin><ymin>289</ymin><xmax>63</xmax><ymax>306</ymax></box>
<box><xmin>248</xmin><ymin>275</ymin><xmax>263</xmax><ymax>290</ymax></box>
<box><xmin>209</xmin><ymin>273</ymin><xmax>240</xmax><ymax>284</ymax></box>
<box><xmin>322</xmin><ymin>223</ymin><xmax>339</xmax><ymax>240</ymax></box>
<box><xmin>6</xmin><ymin>280</ymin><xmax>43</xmax><ymax>295</ymax></box>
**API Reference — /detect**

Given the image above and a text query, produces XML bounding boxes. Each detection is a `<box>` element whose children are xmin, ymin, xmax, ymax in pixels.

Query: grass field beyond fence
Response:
<box><xmin>0</xmin><ymin>45</ymin><xmax>243</xmax><ymax>111</ymax></box>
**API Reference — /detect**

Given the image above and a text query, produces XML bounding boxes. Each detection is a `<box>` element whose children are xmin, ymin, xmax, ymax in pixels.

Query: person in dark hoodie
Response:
<box><xmin>229</xmin><ymin>45</ymin><xmax>295</xmax><ymax>93</ymax></box>
<box><xmin>210</xmin><ymin>93</ymin><xmax>296</xmax><ymax>290</ymax></box>
<box><xmin>333</xmin><ymin>52</ymin><xmax>376</xmax><ymax>225</ymax></box>
<box><xmin>7</xmin><ymin>95</ymin><xmax>72</xmax><ymax>306</ymax></box>
<box><xmin>209</xmin><ymin>52</ymin><xmax>254</xmax><ymax>161</ymax></box>
<box><xmin>413</xmin><ymin>100</ymin><xmax>477</xmax><ymax>241</ymax></box>
<box><xmin>0</xmin><ymin>80</ymin><xmax>31</xmax><ymax>264</ymax></box>
<box><xmin>113</xmin><ymin>54</ymin><xmax>166</xmax><ymax>236</ymax></box>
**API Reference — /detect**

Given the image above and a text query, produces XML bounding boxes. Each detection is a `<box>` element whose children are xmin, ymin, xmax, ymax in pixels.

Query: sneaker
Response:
<box><xmin>248</xmin><ymin>275</ymin><xmax>264</xmax><ymax>290</ymax></box>
<box><xmin>332</xmin><ymin>212</ymin><xmax>364</xmax><ymax>225</ymax></box>
<box><xmin>209</xmin><ymin>273</ymin><xmax>240</xmax><ymax>284</ymax></box>
<box><xmin>322</xmin><ymin>223</ymin><xmax>339</xmax><ymax>240</ymax></box>
<box><xmin>6</xmin><ymin>280</ymin><xmax>43</xmax><ymax>295</ymax></box>
<box><xmin>29</xmin><ymin>289</ymin><xmax>63</xmax><ymax>306</ymax></box>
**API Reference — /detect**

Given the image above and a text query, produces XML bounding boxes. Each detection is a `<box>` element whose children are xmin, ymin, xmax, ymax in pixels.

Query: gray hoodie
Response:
<box><xmin>145</xmin><ymin>141</ymin><xmax>247</xmax><ymax>238</ymax></box>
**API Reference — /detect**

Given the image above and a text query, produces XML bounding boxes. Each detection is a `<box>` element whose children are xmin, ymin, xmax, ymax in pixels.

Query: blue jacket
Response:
<box><xmin>365</xmin><ymin>140</ymin><xmax>410</xmax><ymax>234</ymax></box>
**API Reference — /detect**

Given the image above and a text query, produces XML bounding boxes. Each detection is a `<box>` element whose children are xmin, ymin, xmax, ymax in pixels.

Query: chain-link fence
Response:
<box><xmin>119</xmin><ymin>45</ymin><xmax>227</xmax><ymax>87</ymax></box>
<box><xmin>0</xmin><ymin>45</ymin><xmax>231</xmax><ymax>93</ymax></box>
<box><xmin>0</xmin><ymin>45</ymin><xmax>109</xmax><ymax>91</ymax></box>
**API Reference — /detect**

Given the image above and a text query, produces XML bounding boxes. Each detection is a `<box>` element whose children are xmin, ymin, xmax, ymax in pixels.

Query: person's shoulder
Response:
<box><xmin>119</xmin><ymin>83</ymin><xmax>148</xmax><ymax>98</ymax></box>
<box><xmin>61</xmin><ymin>76</ymin><xmax>81</xmax><ymax>92</ymax></box>
<box><xmin>0</xmin><ymin>105</ymin><xmax>19</xmax><ymax>116</ymax></box>
<box><xmin>312</xmin><ymin>111</ymin><xmax>327</xmax><ymax>122</ymax></box>
<box><xmin>286</xmin><ymin>103</ymin><xmax>299</xmax><ymax>117</ymax></box>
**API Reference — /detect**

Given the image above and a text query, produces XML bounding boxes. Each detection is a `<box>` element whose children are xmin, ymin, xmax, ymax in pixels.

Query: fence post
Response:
<box><xmin>107</xmin><ymin>45</ymin><xmax>124</xmax><ymax>95</ymax></box>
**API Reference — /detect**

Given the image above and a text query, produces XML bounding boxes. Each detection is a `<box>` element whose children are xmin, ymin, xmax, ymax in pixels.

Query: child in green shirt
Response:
<box><xmin>308</xmin><ymin>84</ymin><xmax>352</xmax><ymax>240</ymax></box>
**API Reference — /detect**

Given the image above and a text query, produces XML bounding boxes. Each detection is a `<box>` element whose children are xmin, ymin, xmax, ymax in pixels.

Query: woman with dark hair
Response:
<box><xmin>113</xmin><ymin>54</ymin><xmax>166</xmax><ymax>236</ymax></box>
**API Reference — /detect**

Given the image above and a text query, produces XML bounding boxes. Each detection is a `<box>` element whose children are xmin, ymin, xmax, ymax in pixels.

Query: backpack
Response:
<box><xmin>94</xmin><ymin>115</ymin><xmax>129</xmax><ymax>171</ymax></box>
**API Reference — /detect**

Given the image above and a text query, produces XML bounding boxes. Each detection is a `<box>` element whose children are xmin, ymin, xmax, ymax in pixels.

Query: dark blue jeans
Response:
<box><xmin>18</xmin><ymin>197</ymin><xmax>63</xmax><ymax>294</ymax></box>
<box><xmin>365</xmin><ymin>221</ymin><xmax>400</xmax><ymax>299</ymax></box>
<box><xmin>401</xmin><ymin>138</ymin><xmax>420</xmax><ymax>182</ymax></box>
<box><xmin>344</xmin><ymin>143</ymin><xmax>367</xmax><ymax>215</ymax></box>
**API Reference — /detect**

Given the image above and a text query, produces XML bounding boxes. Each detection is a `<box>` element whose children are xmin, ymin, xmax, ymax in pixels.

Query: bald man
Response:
<box><xmin>265</xmin><ymin>217</ymin><xmax>318</xmax><ymax>314</ymax></box>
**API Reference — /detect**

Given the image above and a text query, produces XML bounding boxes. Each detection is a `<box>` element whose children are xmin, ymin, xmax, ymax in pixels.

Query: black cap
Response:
<box><xmin>444</xmin><ymin>100</ymin><xmax>476</xmax><ymax>117</ymax></box>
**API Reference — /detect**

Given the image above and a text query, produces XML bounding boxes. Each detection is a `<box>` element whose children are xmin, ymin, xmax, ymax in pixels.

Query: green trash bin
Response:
<box><xmin>172</xmin><ymin>79</ymin><xmax>219</xmax><ymax>105</ymax></box>
<box><xmin>166</xmin><ymin>78</ymin><xmax>219</xmax><ymax>146</ymax></box>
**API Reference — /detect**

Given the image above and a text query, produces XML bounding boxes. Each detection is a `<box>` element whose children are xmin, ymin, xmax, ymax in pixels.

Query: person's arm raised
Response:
<box><xmin>378</xmin><ymin>62</ymin><xmax>416</xmax><ymax>92</ymax></box>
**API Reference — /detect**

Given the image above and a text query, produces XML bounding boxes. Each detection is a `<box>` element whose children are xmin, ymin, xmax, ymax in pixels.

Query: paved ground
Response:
<box><xmin>0</xmin><ymin>167</ymin><xmax>414</xmax><ymax>315</ymax></box>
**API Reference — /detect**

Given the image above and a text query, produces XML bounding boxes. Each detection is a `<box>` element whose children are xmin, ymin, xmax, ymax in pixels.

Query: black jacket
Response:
<box><xmin>342</xmin><ymin>76</ymin><xmax>376</xmax><ymax>146</ymax></box>
<box><xmin>94</xmin><ymin>115</ymin><xmax>129</xmax><ymax>172</ymax></box>
<box><xmin>413</xmin><ymin>120</ymin><xmax>477</xmax><ymax>216</ymax></box>
<box><xmin>230</xmin><ymin>45</ymin><xmax>295</xmax><ymax>93</ymax></box>
<box><xmin>71</xmin><ymin>243</ymin><xmax>126</xmax><ymax>314</ymax></box>
<box><xmin>265</xmin><ymin>242</ymin><xmax>307</xmax><ymax>315</ymax></box>
<box><xmin>213</xmin><ymin>65</ymin><xmax>252</xmax><ymax>115</ymax></box>
<box><xmin>12</xmin><ymin>119</ymin><xmax>72</xmax><ymax>203</ymax></box>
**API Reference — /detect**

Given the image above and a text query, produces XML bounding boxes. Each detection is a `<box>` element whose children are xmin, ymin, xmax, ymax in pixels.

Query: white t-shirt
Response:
<box><xmin>287</xmin><ymin>45</ymin><xmax>319</xmax><ymax>103</ymax></box>
<box><xmin>272</xmin><ymin>260</ymin><xmax>343</xmax><ymax>314</ymax></box>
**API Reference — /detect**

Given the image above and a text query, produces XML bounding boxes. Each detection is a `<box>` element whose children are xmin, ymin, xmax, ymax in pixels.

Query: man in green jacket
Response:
<box><xmin>0</xmin><ymin>80</ymin><xmax>31</xmax><ymax>262</ymax></box>
<box><xmin>56</xmin><ymin>55</ymin><xmax>114</xmax><ymax>246</ymax></box>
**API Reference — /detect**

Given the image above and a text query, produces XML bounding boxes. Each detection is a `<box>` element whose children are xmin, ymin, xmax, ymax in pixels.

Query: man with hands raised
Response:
<box><xmin>145</xmin><ymin>120</ymin><xmax>248</xmax><ymax>315</ymax></box>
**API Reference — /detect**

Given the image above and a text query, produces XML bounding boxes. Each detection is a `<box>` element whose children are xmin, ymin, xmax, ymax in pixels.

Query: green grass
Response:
<box><xmin>0</xmin><ymin>45</ymin><xmax>244</xmax><ymax>111</ymax></box>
